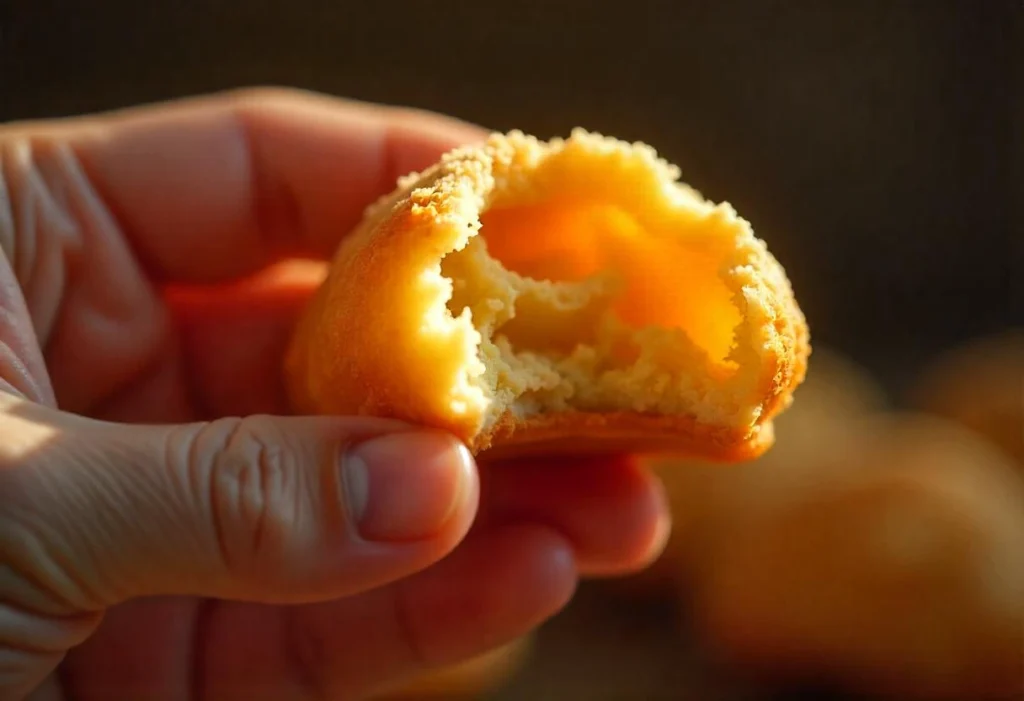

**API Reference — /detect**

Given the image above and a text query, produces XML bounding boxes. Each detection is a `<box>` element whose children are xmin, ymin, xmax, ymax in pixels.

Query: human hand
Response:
<box><xmin>0</xmin><ymin>89</ymin><xmax>669</xmax><ymax>701</ymax></box>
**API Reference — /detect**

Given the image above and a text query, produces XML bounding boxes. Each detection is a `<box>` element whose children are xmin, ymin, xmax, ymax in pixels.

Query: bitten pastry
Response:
<box><xmin>285</xmin><ymin>130</ymin><xmax>809</xmax><ymax>459</ymax></box>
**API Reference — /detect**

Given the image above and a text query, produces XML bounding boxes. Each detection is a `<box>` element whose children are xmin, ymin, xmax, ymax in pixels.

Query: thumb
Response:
<box><xmin>1</xmin><ymin>396</ymin><xmax>478</xmax><ymax>612</ymax></box>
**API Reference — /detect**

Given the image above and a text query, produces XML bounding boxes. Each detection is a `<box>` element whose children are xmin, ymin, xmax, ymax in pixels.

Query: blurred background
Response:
<box><xmin>3</xmin><ymin>1</ymin><xmax>1022</xmax><ymax>700</ymax></box>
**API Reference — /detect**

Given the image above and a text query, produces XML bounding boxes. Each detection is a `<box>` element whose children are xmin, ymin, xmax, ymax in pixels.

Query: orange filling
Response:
<box><xmin>479</xmin><ymin>201</ymin><xmax>741</xmax><ymax>364</ymax></box>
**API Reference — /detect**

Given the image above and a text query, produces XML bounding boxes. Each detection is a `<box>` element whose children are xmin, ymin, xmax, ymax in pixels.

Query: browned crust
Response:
<box><xmin>474</xmin><ymin>410</ymin><xmax>775</xmax><ymax>462</ymax></box>
<box><xmin>284</xmin><ymin>130</ymin><xmax>810</xmax><ymax>460</ymax></box>
<box><xmin>285</xmin><ymin>200</ymin><xmax>487</xmax><ymax>439</ymax></box>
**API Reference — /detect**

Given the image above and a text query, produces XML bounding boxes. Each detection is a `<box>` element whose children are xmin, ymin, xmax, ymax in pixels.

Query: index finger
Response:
<box><xmin>1</xmin><ymin>88</ymin><xmax>487</xmax><ymax>282</ymax></box>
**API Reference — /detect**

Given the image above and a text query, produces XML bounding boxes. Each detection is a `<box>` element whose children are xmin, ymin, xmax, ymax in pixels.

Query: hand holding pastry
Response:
<box><xmin>0</xmin><ymin>89</ymin><xmax>669</xmax><ymax>701</ymax></box>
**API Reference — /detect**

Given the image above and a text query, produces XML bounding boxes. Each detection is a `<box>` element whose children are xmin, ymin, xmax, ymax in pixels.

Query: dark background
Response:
<box><xmin>3</xmin><ymin>0</ymin><xmax>1021</xmax><ymax>397</ymax></box>
<box><xmin>2</xmin><ymin>3</ymin><xmax>1022</xmax><ymax>698</ymax></box>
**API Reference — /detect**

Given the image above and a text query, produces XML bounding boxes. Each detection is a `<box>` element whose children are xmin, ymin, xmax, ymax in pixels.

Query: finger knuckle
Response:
<box><xmin>199</xmin><ymin>416</ymin><xmax>309</xmax><ymax>571</ymax></box>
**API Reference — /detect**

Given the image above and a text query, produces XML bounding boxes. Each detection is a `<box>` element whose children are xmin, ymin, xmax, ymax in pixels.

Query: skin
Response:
<box><xmin>0</xmin><ymin>88</ymin><xmax>670</xmax><ymax>701</ymax></box>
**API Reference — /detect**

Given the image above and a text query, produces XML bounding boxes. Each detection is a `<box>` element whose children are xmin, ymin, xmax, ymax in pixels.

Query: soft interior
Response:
<box><xmin>439</xmin><ymin>199</ymin><xmax>749</xmax><ymax>428</ymax></box>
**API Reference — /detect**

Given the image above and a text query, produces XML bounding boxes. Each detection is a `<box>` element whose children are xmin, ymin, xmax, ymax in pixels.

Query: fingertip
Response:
<box><xmin>497</xmin><ymin>524</ymin><xmax>580</xmax><ymax>627</ymax></box>
<box><xmin>625</xmin><ymin>469</ymin><xmax>673</xmax><ymax>572</ymax></box>
<box><xmin>593</xmin><ymin>460</ymin><xmax>672</xmax><ymax>576</ymax></box>
<box><xmin>481</xmin><ymin>454</ymin><xmax>672</xmax><ymax>576</ymax></box>
<box><xmin>423</xmin><ymin>437</ymin><xmax>481</xmax><ymax>557</ymax></box>
<box><xmin>501</xmin><ymin>524</ymin><xmax>579</xmax><ymax>616</ymax></box>
<box><xmin>342</xmin><ymin>431</ymin><xmax>479</xmax><ymax>546</ymax></box>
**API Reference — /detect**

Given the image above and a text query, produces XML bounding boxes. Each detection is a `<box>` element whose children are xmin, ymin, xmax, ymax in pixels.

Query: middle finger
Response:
<box><xmin>476</xmin><ymin>454</ymin><xmax>671</xmax><ymax>576</ymax></box>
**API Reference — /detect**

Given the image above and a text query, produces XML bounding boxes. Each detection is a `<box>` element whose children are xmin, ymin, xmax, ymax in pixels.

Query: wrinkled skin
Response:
<box><xmin>0</xmin><ymin>89</ymin><xmax>669</xmax><ymax>701</ymax></box>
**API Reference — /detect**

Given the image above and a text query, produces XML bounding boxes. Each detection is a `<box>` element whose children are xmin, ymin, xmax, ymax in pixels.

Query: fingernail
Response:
<box><xmin>342</xmin><ymin>432</ymin><xmax>474</xmax><ymax>542</ymax></box>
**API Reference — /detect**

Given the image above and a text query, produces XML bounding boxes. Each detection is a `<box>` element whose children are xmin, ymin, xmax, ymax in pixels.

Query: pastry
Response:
<box><xmin>285</xmin><ymin>130</ymin><xmax>809</xmax><ymax>459</ymax></box>
<box><xmin>911</xmin><ymin>330</ymin><xmax>1023</xmax><ymax>465</ymax></box>
<box><xmin>691</xmin><ymin>414</ymin><xmax>1024</xmax><ymax>700</ymax></box>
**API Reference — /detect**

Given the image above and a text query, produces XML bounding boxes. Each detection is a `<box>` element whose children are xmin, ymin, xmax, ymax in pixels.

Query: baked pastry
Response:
<box><xmin>285</xmin><ymin>130</ymin><xmax>809</xmax><ymax>459</ymax></box>
<box><xmin>691</xmin><ymin>414</ymin><xmax>1024</xmax><ymax>700</ymax></box>
<box><xmin>911</xmin><ymin>330</ymin><xmax>1023</xmax><ymax>465</ymax></box>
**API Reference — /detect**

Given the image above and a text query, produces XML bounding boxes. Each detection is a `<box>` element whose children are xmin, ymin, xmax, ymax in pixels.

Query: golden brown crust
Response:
<box><xmin>285</xmin><ymin>130</ymin><xmax>809</xmax><ymax>459</ymax></box>
<box><xmin>474</xmin><ymin>410</ymin><xmax>774</xmax><ymax>462</ymax></box>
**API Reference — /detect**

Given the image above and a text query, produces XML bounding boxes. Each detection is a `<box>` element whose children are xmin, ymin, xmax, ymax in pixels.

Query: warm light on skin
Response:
<box><xmin>0</xmin><ymin>91</ymin><xmax>679</xmax><ymax>701</ymax></box>
<box><xmin>479</xmin><ymin>201</ymin><xmax>742</xmax><ymax>365</ymax></box>
<box><xmin>0</xmin><ymin>395</ymin><xmax>60</xmax><ymax>461</ymax></box>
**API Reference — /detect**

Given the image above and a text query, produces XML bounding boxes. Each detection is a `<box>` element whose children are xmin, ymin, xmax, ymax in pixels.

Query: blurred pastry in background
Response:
<box><xmin>689</xmin><ymin>414</ymin><xmax>1024</xmax><ymax>700</ymax></box>
<box><xmin>374</xmin><ymin>636</ymin><xmax>531</xmax><ymax>700</ymax></box>
<box><xmin>910</xmin><ymin>330</ymin><xmax>1023</xmax><ymax>464</ymax></box>
<box><xmin>613</xmin><ymin>347</ymin><xmax>887</xmax><ymax>598</ymax></box>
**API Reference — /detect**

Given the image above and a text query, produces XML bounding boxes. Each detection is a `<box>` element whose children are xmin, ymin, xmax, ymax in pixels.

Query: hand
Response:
<box><xmin>0</xmin><ymin>89</ymin><xmax>670</xmax><ymax>701</ymax></box>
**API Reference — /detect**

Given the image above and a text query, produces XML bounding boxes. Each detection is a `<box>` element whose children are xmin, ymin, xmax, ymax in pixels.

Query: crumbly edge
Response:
<box><xmin>359</xmin><ymin>129</ymin><xmax>810</xmax><ymax>441</ymax></box>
